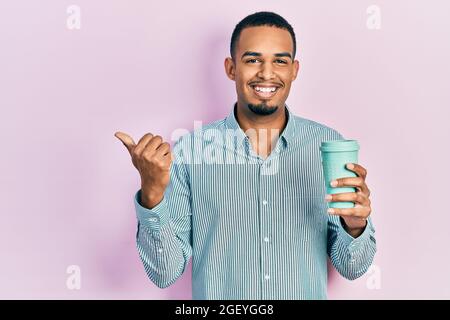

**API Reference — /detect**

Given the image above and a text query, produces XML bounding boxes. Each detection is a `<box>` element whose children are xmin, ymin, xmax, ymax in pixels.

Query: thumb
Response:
<box><xmin>114</xmin><ymin>131</ymin><xmax>136</xmax><ymax>153</ymax></box>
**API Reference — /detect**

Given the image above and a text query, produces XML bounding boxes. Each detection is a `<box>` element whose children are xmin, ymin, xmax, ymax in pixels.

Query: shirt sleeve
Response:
<box><xmin>134</xmin><ymin>137</ymin><xmax>193</xmax><ymax>289</ymax></box>
<box><xmin>327</xmin><ymin>215</ymin><xmax>377</xmax><ymax>280</ymax></box>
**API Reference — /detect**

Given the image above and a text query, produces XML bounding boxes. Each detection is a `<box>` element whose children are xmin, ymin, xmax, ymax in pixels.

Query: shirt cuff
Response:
<box><xmin>134</xmin><ymin>189</ymin><xmax>170</xmax><ymax>231</ymax></box>
<box><xmin>337</xmin><ymin>217</ymin><xmax>374</xmax><ymax>254</ymax></box>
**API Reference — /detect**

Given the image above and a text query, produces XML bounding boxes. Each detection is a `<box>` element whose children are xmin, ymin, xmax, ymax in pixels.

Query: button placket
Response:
<box><xmin>259</xmin><ymin>160</ymin><xmax>273</xmax><ymax>297</ymax></box>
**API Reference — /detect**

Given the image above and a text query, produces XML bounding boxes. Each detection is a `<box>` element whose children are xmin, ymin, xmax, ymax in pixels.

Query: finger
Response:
<box><xmin>326</xmin><ymin>191</ymin><xmax>369</xmax><ymax>206</ymax></box>
<box><xmin>156</xmin><ymin>150</ymin><xmax>173</xmax><ymax>168</ymax></box>
<box><xmin>114</xmin><ymin>131</ymin><xmax>136</xmax><ymax>153</ymax></box>
<box><xmin>163</xmin><ymin>151</ymin><xmax>174</xmax><ymax>164</ymax></box>
<box><xmin>332</xmin><ymin>177</ymin><xmax>363</xmax><ymax>188</ymax></box>
<box><xmin>332</xmin><ymin>177</ymin><xmax>370</xmax><ymax>195</ymax></box>
<box><xmin>327</xmin><ymin>207</ymin><xmax>367</xmax><ymax>219</ymax></box>
<box><xmin>155</xmin><ymin>142</ymin><xmax>171</xmax><ymax>157</ymax></box>
<box><xmin>142</xmin><ymin>135</ymin><xmax>164</xmax><ymax>155</ymax></box>
<box><xmin>346</xmin><ymin>163</ymin><xmax>367</xmax><ymax>179</ymax></box>
<box><xmin>133</xmin><ymin>133</ymin><xmax>155</xmax><ymax>155</ymax></box>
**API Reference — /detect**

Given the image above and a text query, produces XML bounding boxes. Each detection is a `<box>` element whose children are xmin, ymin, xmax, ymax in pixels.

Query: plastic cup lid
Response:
<box><xmin>320</xmin><ymin>139</ymin><xmax>359</xmax><ymax>152</ymax></box>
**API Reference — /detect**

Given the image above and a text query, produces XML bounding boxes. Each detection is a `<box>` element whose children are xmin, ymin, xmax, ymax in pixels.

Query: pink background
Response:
<box><xmin>1</xmin><ymin>0</ymin><xmax>449</xmax><ymax>299</ymax></box>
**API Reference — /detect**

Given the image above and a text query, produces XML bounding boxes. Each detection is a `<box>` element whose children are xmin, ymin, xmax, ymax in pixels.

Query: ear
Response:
<box><xmin>291</xmin><ymin>59</ymin><xmax>300</xmax><ymax>81</ymax></box>
<box><xmin>224</xmin><ymin>57</ymin><xmax>236</xmax><ymax>81</ymax></box>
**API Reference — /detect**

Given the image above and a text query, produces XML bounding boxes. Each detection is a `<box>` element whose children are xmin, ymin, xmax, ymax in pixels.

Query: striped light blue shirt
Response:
<box><xmin>134</xmin><ymin>103</ymin><xmax>376</xmax><ymax>300</ymax></box>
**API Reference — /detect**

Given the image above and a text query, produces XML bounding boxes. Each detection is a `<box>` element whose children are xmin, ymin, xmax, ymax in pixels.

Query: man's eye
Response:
<box><xmin>246</xmin><ymin>59</ymin><xmax>287</xmax><ymax>64</ymax></box>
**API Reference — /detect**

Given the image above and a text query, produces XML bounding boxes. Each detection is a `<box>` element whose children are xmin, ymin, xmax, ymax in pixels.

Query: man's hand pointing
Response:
<box><xmin>115</xmin><ymin>131</ymin><xmax>172</xmax><ymax>209</ymax></box>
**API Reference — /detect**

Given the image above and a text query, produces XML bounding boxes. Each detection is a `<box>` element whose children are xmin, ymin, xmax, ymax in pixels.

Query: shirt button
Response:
<box><xmin>158</xmin><ymin>248</ymin><xmax>163</xmax><ymax>253</ymax></box>
<box><xmin>264</xmin><ymin>237</ymin><xmax>270</xmax><ymax>242</ymax></box>
<box><xmin>264</xmin><ymin>274</ymin><xmax>270</xmax><ymax>280</ymax></box>
<box><xmin>262</xmin><ymin>200</ymin><xmax>268</xmax><ymax>205</ymax></box>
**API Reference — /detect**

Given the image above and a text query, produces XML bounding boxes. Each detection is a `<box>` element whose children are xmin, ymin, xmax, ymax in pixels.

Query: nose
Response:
<box><xmin>257</xmin><ymin>61</ymin><xmax>275</xmax><ymax>80</ymax></box>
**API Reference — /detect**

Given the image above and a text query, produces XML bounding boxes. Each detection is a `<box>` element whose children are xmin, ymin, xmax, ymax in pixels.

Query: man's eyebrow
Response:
<box><xmin>274</xmin><ymin>52</ymin><xmax>292</xmax><ymax>60</ymax></box>
<box><xmin>241</xmin><ymin>51</ymin><xmax>293</xmax><ymax>60</ymax></box>
<box><xmin>241</xmin><ymin>51</ymin><xmax>262</xmax><ymax>59</ymax></box>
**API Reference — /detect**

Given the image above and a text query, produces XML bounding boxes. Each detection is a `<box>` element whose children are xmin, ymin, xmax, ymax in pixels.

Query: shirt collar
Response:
<box><xmin>225</xmin><ymin>102</ymin><xmax>295</xmax><ymax>150</ymax></box>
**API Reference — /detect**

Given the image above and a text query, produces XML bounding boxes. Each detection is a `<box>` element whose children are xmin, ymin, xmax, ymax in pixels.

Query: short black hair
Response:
<box><xmin>230</xmin><ymin>11</ymin><xmax>297</xmax><ymax>62</ymax></box>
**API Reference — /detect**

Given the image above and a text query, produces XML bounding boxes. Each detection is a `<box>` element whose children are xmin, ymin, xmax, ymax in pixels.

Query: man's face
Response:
<box><xmin>225</xmin><ymin>26</ymin><xmax>300</xmax><ymax>116</ymax></box>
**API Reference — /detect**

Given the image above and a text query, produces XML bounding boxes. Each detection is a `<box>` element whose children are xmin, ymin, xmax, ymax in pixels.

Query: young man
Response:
<box><xmin>115</xmin><ymin>11</ymin><xmax>376</xmax><ymax>300</ymax></box>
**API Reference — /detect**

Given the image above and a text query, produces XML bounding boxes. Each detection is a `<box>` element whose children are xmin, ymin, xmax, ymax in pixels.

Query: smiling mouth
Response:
<box><xmin>249</xmin><ymin>84</ymin><xmax>281</xmax><ymax>99</ymax></box>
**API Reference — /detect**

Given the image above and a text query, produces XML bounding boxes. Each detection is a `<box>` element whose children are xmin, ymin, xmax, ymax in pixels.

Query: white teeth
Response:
<box><xmin>254</xmin><ymin>86</ymin><xmax>277</xmax><ymax>93</ymax></box>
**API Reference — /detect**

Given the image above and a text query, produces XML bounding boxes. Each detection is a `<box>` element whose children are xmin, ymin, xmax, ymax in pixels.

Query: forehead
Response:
<box><xmin>237</xmin><ymin>26</ymin><xmax>293</xmax><ymax>55</ymax></box>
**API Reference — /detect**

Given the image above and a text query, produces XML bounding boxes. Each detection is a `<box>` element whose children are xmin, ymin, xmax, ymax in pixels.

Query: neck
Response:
<box><xmin>234</xmin><ymin>101</ymin><xmax>288</xmax><ymax>159</ymax></box>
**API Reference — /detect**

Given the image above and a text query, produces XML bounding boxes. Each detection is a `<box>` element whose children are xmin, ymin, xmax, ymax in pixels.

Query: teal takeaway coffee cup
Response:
<box><xmin>320</xmin><ymin>140</ymin><xmax>359</xmax><ymax>209</ymax></box>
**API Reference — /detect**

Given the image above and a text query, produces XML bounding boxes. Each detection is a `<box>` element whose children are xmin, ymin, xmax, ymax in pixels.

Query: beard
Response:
<box><xmin>247</xmin><ymin>102</ymin><xmax>279</xmax><ymax>116</ymax></box>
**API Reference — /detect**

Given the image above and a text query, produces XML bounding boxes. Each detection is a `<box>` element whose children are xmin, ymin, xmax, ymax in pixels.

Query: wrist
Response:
<box><xmin>340</xmin><ymin>217</ymin><xmax>366</xmax><ymax>238</ymax></box>
<box><xmin>346</xmin><ymin>227</ymin><xmax>365</xmax><ymax>238</ymax></box>
<box><xmin>140</xmin><ymin>186</ymin><xmax>164</xmax><ymax>209</ymax></box>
